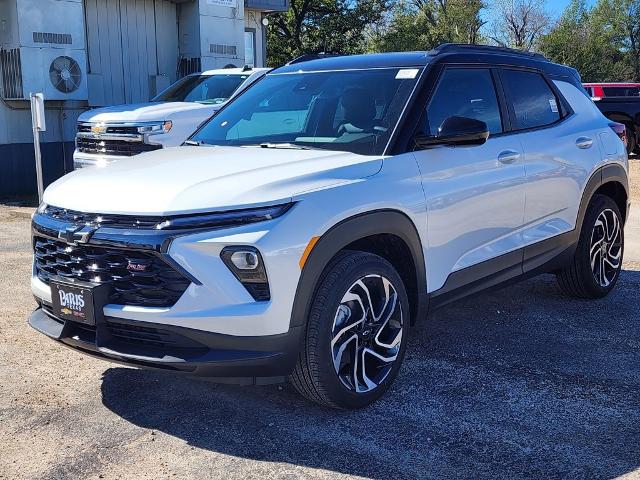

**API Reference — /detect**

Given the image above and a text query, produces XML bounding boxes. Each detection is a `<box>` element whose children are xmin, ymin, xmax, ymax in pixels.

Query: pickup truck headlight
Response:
<box><xmin>155</xmin><ymin>203</ymin><xmax>293</xmax><ymax>230</ymax></box>
<box><xmin>139</xmin><ymin>121</ymin><xmax>172</xmax><ymax>134</ymax></box>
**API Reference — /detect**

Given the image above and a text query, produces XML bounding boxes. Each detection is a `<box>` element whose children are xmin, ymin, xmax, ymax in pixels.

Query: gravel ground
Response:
<box><xmin>1</xmin><ymin>159</ymin><xmax>639</xmax><ymax>480</ymax></box>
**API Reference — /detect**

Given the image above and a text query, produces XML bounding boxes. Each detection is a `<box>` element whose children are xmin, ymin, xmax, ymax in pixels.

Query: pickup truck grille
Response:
<box><xmin>34</xmin><ymin>236</ymin><xmax>191</xmax><ymax>308</ymax></box>
<box><xmin>77</xmin><ymin>124</ymin><xmax>140</xmax><ymax>135</ymax></box>
<box><xmin>76</xmin><ymin>137</ymin><xmax>161</xmax><ymax>157</ymax></box>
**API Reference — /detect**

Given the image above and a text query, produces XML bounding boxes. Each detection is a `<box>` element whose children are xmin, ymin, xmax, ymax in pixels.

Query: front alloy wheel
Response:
<box><xmin>291</xmin><ymin>251</ymin><xmax>410</xmax><ymax>409</ymax></box>
<box><xmin>331</xmin><ymin>275</ymin><xmax>403</xmax><ymax>393</ymax></box>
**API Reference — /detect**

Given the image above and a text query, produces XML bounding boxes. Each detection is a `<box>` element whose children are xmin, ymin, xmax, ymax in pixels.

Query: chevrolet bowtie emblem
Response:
<box><xmin>58</xmin><ymin>225</ymin><xmax>97</xmax><ymax>245</ymax></box>
<box><xmin>91</xmin><ymin>123</ymin><xmax>107</xmax><ymax>135</ymax></box>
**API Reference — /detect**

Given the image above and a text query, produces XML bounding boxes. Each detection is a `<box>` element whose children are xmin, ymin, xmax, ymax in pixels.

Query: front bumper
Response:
<box><xmin>29</xmin><ymin>306</ymin><xmax>303</xmax><ymax>383</ymax></box>
<box><xmin>30</xmin><ymin>202</ymin><xmax>310</xmax><ymax>379</ymax></box>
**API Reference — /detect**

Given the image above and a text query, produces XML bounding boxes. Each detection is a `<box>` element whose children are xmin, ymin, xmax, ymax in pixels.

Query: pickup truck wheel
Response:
<box><xmin>290</xmin><ymin>251</ymin><xmax>409</xmax><ymax>409</ymax></box>
<box><xmin>626</xmin><ymin>126</ymin><xmax>637</xmax><ymax>155</ymax></box>
<box><xmin>557</xmin><ymin>194</ymin><xmax>624</xmax><ymax>298</ymax></box>
<box><xmin>631</xmin><ymin>130</ymin><xmax>639</xmax><ymax>155</ymax></box>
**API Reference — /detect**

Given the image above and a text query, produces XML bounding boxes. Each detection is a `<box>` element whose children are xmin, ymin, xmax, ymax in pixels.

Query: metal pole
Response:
<box><xmin>30</xmin><ymin>93</ymin><xmax>46</xmax><ymax>203</ymax></box>
<box><xmin>32</xmin><ymin>121</ymin><xmax>44</xmax><ymax>202</ymax></box>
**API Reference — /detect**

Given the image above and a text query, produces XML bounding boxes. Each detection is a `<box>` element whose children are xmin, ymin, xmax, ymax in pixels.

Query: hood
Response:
<box><xmin>43</xmin><ymin>146</ymin><xmax>382</xmax><ymax>215</ymax></box>
<box><xmin>78</xmin><ymin>102</ymin><xmax>220</xmax><ymax>123</ymax></box>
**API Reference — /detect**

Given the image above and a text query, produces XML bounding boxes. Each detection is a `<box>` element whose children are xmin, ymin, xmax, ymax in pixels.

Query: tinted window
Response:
<box><xmin>502</xmin><ymin>70</ymin><xmax>561</xmax><ymax>129</ymax></box>
<box><xmin>426</xmin><ymin>68</ymin><xmax>502</xmax><ymax>135</ymax></box>
<box><xmin>153</xmin><ymin>74</ymin><xmax>248</xmax><ymax>104</ymax></box>
<box><xmin>602</xmin><ymin>86</ymin><xmax>640</xmax><ymax>97</ymax></box>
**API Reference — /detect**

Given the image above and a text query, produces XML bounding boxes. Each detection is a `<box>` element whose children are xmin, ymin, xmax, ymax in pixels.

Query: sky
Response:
<box><xmin>545</xmin><ymin>0</ymin><xmax>597</xmax><ymax>17</ymax></box>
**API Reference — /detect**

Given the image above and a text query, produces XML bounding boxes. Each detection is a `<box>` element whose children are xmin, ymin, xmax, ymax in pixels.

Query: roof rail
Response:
<box><xmin>286</xmin><ymin>53</ymin><xmax>343</xmax><ymax>65</ymax></box>
<box><xmin>430</xmin><ymin>43</ymin><xmax>548</xmax><ymax>61</ymax></box>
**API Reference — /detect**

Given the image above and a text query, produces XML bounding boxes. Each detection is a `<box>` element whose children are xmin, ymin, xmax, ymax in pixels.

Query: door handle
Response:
<box><xmin>576</xmin><ymin>137</ymin><xmax>593</xmax><ymax>149</ymax></box>
<box><xmin>497</xmin><ymin>150</ymin><xmax>520</xmax><ymax>164</ymax></box>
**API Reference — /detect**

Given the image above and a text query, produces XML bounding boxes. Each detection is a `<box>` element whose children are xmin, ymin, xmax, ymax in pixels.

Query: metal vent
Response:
<box><xmin>209</xmin><ymin>44</ymin><xmax>237</xmax><ymax>56</ymax></box>
<box><xmin>33</xmin><ymin>32</ymin><xmax>72</xmax><ymax>45</ymax></box>
<box><xmin>49</xmin><ymin>56</ymin><xmax>82</xmax><ymax>93</ymax></box>
<box><xmin>0</xmin><ymin>48</ymin><xmax>23</xmax><ymax>99</ymax></box>
<box><xmin>178</xmin><ymin>57</ymin><xmax>202</xmax><ymax>78</ymax></box>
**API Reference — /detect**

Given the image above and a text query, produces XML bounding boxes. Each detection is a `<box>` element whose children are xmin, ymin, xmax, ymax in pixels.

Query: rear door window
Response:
<box><xmin>501</xmin><ymin>69</ymin><xmax>561</xmax><ymax>130</ymax></box>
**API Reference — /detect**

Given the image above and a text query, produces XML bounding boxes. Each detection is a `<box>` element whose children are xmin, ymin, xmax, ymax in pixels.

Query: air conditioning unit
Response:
<box><xmin>0</xmin><ymin>0</ymin><xmax>88</xmax><ymax>101</ymax></box>
<box><xmin>18</xmin><ymin>47</ymin><xmax>87</xmax><ymax>100</ymax></box>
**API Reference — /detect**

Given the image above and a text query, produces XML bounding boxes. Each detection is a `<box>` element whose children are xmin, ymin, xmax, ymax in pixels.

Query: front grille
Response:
<box><xmin>77</xmin><ymin>124</ymin><xmax>140</xmax><ymax>135</ymax></box>
<box><xmin>41</xmin><ymin>205</ymin><xmax>163</xmax><ymax>229</ymax></box>
<box><xmin>76</xmin><ymin>137</ymin><xmax>161</xmax><ymax>157</ymax></box>
<box><xmin>34</xmin><ymin>237</ymin><xmax>191</xmax><ymax>307</ymax></box>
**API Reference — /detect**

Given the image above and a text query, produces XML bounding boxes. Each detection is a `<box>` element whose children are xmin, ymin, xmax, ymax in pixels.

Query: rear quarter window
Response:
<box><xmin>501</xmin><ymin>69</ymin><xmax>562</xmax><ymax>130</ymax></box>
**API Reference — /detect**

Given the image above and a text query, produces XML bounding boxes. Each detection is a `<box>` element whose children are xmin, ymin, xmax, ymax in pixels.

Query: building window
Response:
<box><xmin>244</xmin><ymin>29</ymin><xmax>256</xmax><ymax>67</ymax></box>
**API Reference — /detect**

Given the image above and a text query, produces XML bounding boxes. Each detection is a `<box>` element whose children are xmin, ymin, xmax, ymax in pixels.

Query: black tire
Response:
<box><xmin>290</xmin><ymin>251</ymin><xmax>410</xmax><ymax>409</ymax></box>
<box><xmin>626</xmin><ymin>126</ymin><xmax>637</xmax><ymax>155</ymax></box>
<box><xmin>631</xmin><ymin>130</ymin><xmax>640</xmax><ymax>156</ymax></box>
<box><xmin>557</xmin><ymin>194</ymin><xmax>624</xmax><ymax>298</ymax></box>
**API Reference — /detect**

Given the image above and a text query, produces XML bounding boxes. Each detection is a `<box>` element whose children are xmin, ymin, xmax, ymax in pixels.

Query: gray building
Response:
<box><xmin>0</xmin><ymin>0</ymin><xmax>287</xmax><ymax>198</ymax></box>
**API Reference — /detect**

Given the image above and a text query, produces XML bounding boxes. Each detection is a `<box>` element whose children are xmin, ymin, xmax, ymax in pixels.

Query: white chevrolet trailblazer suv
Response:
<box><xmin>73</xmin><ymin>67</ymin><xmax>269</xmax><ymax>169</ymax></box>
<box><xmin>30</xmin><ymin>45</ymin><xmax>629</xmax><ymax>409</ymax></box>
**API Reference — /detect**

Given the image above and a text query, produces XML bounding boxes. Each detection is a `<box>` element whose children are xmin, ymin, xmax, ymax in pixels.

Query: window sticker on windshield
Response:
<box><xmin>549</xmin><ymin>98</ymin><xmax>559</xmax><ymax>113</ymax></box>
<box><xmin>396</xmin><ymin>69</ymin><xmax>419</xmax><ymax>80</ymax></box>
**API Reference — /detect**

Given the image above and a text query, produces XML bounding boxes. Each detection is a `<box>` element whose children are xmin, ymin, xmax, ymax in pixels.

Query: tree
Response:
<box><xmin>604</xmin><ymin>0</ymin><xmax>640</xmax><ymax>81</ymax></box>
<box><xmin>538</xmin><ymin>0</ymin><xmax>636</xmax><ymax>82</ymax></box>
<box><xmin>489</xmin><ymin>0</ymin><xmax>551</xmax><ymax>50</ymax></box>
<box><xmin>371</xmin><ymin>0</ymin><xmax>486</xmax><ymax>52</ymax></box>
<box><xmin>266</xmin><ymin>0</ymin><xmax>388</xmax><ymax>67</ymax></box>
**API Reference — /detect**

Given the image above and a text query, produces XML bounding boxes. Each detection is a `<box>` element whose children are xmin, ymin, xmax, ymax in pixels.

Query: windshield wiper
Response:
<box><xmin>258</xmin><ymin>142</ymin><xmax>316</xmax><ymax>150</ymax></box>
<box><xmin>184</xmin><ymin>140</ymin><xmax>206</xmax><ymax>146</ymax></box>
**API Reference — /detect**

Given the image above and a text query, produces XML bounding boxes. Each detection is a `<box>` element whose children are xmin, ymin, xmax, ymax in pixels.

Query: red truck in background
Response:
<box><xmin>583</xmin><ymin>83</ymin><xmax>640</xmax><ymax>99</ymax></box>
<box><xmin>584</xmin><ymin>83</ymin><xmax>640</xmax><ymax>154</ymax></box>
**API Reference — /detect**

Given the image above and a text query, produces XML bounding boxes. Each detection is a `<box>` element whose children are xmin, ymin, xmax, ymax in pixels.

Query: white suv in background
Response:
<box><xmin>30</xmin><ymin>45</ymin><xmax>629</xmax><ymax>409</ymax></box>
<box><xmin>73</xmin><ymin>67</ymin><xmax>269</xmax><ymax>169</ymax></box>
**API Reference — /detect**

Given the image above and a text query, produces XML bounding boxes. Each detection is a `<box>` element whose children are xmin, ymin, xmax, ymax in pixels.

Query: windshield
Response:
<box><xmin>190</xmin><ymin>67</ymin><xmax>422</xmax><ymax>156</ymax></box>
<box><xmin>153</xmin><ymin>74</ymin><xmax>248</xmax><ymax>104</ymax></box>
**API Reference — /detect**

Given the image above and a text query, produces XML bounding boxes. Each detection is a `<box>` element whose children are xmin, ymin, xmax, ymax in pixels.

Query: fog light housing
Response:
<box><xmin>221</xmin><ymin>246</ymin><xmax>270</xmax><ymax>301</ymax></box>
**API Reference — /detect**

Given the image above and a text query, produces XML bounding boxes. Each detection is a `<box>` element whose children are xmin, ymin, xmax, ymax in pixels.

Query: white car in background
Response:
<box><xmin>73</xmin><ymin>67</ymin><xmax>269</xmax><ymax>169</ymax></box>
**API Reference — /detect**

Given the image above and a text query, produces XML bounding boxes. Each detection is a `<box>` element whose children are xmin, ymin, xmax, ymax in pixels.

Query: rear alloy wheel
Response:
<box><xmin>557</xmin><ymin>194</ymin><xmax>624</xmax><ymax>298</ymax></box>
<box><xmin>290</xmin><ymin>251</ymin><xmax>409</xmax><ymax>409</ymax></box>
<box><xmin>589</xmin><ymin>208</ymin><xmax>623</xmax><ymax>288</ymax></box>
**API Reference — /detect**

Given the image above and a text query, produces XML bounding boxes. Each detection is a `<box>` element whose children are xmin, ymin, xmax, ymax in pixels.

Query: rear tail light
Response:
<box><xmin>609</xmin><ymin>122</ymin><xmax>627</xmax><ymax>148</ymax></box>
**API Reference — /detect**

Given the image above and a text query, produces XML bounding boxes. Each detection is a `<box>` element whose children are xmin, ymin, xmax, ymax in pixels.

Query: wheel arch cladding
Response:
<box><xmin>579</xmin><ymin>164</ymin><xmax>629</xmax><ymax>229</ymax></box>
<box><xmin>574</xmin><ymin>163</ymin><xmax>629</xmax><ymax>241</ymax></box>
<box><xmin>290</xmin><ymin>210</ymin><xmax>428</xmax><ymax>330</ymax></box>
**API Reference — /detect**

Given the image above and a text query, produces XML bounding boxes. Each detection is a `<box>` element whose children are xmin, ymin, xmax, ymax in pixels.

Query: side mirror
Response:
<box><xmin>415</xmin><ymin>116</ymin><xmax>490</xmax><ymax>148</ymax></box>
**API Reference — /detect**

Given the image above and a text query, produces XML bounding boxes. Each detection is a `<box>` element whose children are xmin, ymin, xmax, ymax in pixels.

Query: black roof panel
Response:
<box><xmin>274</xmin><ymin>51</ymin><xmax>431</xmax><ymax>73</ymax></box>
<box><xmin>272</xmin><ymin>44</ymin><xmax>579</xmax><ymax>81</ymax></box>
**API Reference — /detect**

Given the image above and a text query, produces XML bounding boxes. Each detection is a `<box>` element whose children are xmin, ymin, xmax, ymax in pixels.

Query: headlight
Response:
<box><xmin>155</xmin><ymin>203</ymin><xmax>293</xmax><ymax>230</ymax></box>
<box><xmin>138</xmin><ymin>121</ymin><xmax>172</xmax><ymax>134</ymax></box>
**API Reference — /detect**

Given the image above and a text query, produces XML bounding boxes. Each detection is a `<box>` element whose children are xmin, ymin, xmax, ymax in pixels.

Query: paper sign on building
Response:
<box><xmin>207</xmin><ymin>0</ymin><xmax>237</xmax><ymax>7</ymax></box>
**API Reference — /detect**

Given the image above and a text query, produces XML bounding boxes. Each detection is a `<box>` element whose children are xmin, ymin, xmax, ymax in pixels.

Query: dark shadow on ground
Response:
<box><xmin>102</xmin><ymin>271</ymin><xmax>640</xmax><ymax>479</ymax></box>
